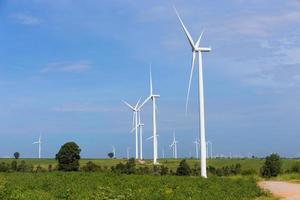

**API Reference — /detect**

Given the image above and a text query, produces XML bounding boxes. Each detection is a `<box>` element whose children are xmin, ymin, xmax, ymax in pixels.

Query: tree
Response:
<box><xmin>55</xmin><ymin>142</ymin><xmax>81</xmax><ymax>171</ymax></box>
<box><xmin>176</xmin><ymin>159</ymin><xmax>191</xmax><ymax>176</ymax></box>
<box><xmin>14</xmin><ymin>152</ymin><xmax>20</xmax><ymax>159</ymax></box>
<box><xmin>10</xmin><ymin>160</ymin><xmax>17</xmax><ymax>171</ymax></box>
<box><xmin>261</xmin><ymin>153</ymin><xmax>282</xmax><ymax>178</ymax></box>
<box><xmin>108</xmin><ymin>152</ymin><xmax>114</xmax><ymax>158</ymax></box>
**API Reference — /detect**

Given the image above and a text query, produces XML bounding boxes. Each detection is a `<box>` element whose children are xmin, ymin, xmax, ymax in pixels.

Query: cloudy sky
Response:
<box><xmin>0</xmin><ymin>0</ymin><xmax>300</xmax><ymax>158</ymax></box>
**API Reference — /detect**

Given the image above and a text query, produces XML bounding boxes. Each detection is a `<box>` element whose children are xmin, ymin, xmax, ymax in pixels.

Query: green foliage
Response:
<box><xmin>0</xmin><ymin>172</ymin><xmax>268</xmax><ymax>200</ymax></box>
<box><xmin>241</xmin><ymin>169</ymin><xmax>257</xmax><ymax>176</ymax></box>
<box><xmin>176</xmin><ymin>159</ymin><xmax>191</xmax><ymax>176</ymax></box>
<box><xmin>55</xmin><ymin>142</ymin><xmax>81</xmax><ymax>171</ymax></box>
<box><xmin>10</xmin><ymin>160</ymin><xmax>17</xmax><ymax>171</ymax></box>
<box><xmin>82</xmin><ymin>161</ymin><xmax>102</xmax><ymax>172</ymax></box>
<box><xmin>111</xmin><ymin>158</ymin><xmax>136</xmax><ymax>174</ymax></box>
<box><xmin>290</xmin><ymin>161</ymin><xmax>300</xmax><ymax>173</ymax></box>
<box><xmin>13</xmin><ymin>152</ymin><xmax>20</xmax><ymax>159</ymax></box>
<box><xmin>261</xmin><ymin>153</ymin><xmax>282</xmax><ymax>178</ymax></box>
<box><xmin>17</xmin><ymin>161</ymin><xmax>33</xmax><ymax>172</ymax></box>
<box><xmin>159</xmin><ymin>165</ymin><xmax>169</xmax><ymax>176</ymax></box>
<box><xmin>107</xmin><ymin>152</ymin><xmax>114</xmax><ymax>158</ymax></box>
<box><xmin>0</xmin><ymin>162</ymin><xmax>10</xmax><ymax>172</ymax></box>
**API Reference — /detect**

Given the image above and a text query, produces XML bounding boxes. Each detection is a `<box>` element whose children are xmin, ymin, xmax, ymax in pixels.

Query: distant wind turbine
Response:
<box><xmin>174</xmin><ymin>7</ymin><xmax>211</xmax><ymax>178</ymax></box>
<box><xmin>122</xmin><ymin>98</ymin><xmax>141</xmax><ymax>159</ymax></box>
<box><xmin>112</xmin><ymin>145</ymin><xmax>116</xmax><ymax>158</ymax></box>
<box><xmin>33</xmin><ymin>134</ymin><xmax>42</xmax><ymax>159</ymax></box>
<box><xmin>169</xmin><ymin>130</ymin><xmax>178</xmax><ymax>159</ymax></box>
<box><xmin>139</xmin><ymin>66</ymin><xmax>160</xmax><ymax>164</ymax></box>
<box><xmin>127</xmin><ymin>147</ymin><xmax>130</xmax><ymax>160</ymax></box>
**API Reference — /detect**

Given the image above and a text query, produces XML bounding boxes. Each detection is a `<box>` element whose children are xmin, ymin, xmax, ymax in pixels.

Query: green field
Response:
<box><xmin>0</xmin><ymin>158</ymin><xmax>299</xmax><ymax>199</ymax></box>
<box><xmin>0</xmin><ymin>172</ymin><xmax>271</xmax><ymax>200</ymax></box>
<box><xmin>0</xmin><ymin>158</ymin><xmax>299</xmax><ymax>172</ymax></box>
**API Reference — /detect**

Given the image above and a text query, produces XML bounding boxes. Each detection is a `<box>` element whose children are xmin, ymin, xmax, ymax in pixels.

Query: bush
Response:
<box><xmin>10</xmin><ymin>160</ymin><xmax>17</xmax><ymax>171</ymax></box>
<box><xmin>112</xmin><ymin>158</ymin><xmax>136</xmax><ymax>174</ymax></box>
<box><xmin>17</xmin><ymin>161</ymin><xmax>33</xmax><ymax>172</ymax></box>
<box><xmin>241</xmin><ymin>169</ymin><xmax>257</xmax><ymax>176</ymax></box>
<box><xmin>261</xmin><ymin>153</ymin><xmax>282</xmax><ymax>178</ymax></box>
<box><xmin>176</xmin><ymin>159</ymin><xmax>191</xmax><ymax>176</ymax></box>
<box><xmin>290</xmin><ymin>162</ymin><xmax>300</xmax><ymax>173</ymax></box>
<box><xmin>55</xmin><ymin>142</ymin><xmax>81</xmax><ymax>171</ymax></box>
<box><xmin>14</xmin><ymin>152</ymin><xmax>20</xmax><ymax>159</ymax></box>
<box><xmin>0</xmin><ymin>162</ymin><xmax>9</xmax><ymax>172</ymax></box>
<box><xmin>82</xmin><ymin>161</ymin><xmax>101</xmax><ymax>172</ymax></box>
<box><xmin>159</xmin><ymin>165</ymin><xmax>169</xmax><ymax>176</ymax></box>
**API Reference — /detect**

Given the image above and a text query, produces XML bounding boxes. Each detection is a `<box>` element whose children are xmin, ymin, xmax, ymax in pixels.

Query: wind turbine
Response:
<box><xmin>33</xmin><ymin>134</ymin><xmax>42</xmax><ymax>159</ymax></box>
<box><xmin>193</xmin><ymin>138</ymin><xmax>200</xmax><ymax>159</ymax></box>
<box><xmin>139</xmin><ymin>66</ymin><xmax>160</xmax><ymax>164</ymax></box>
<box><xmin>122</xmin><ymin>99</ymin><xmax>141</xmax><ymax>159</ymax></box>
<box><xmin>174</xmin><ymin>7</ymin><xmax>211</xmax><ymax>178</ymax></box>
<box><xmin>127</xmin><ymin>147</ymin><xmax>130</xmax><ymax>159</ymax></box>
<box><xmin>112</xmin><ymin>145</ymin><xmax>116</xmax><ymax>158</ymax></box>
<box><xmin>137</xmin><ymin>111</ymin><xmax>144</xmax><ymax>160</ymax></box>
<box><xmin>169</xmin><ymin>131</ymin><xmax>178</xmax><ymax>159</ymax></box>
<box><xmin>207</xmin><ymin>141</ymin><xmax>213</xmax><ymax>159</ymax></box>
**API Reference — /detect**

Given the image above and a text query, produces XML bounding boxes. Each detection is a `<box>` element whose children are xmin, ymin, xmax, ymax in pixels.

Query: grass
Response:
<box><xmin>0</xmin><ymin>172</ymin><xmax>269</xmax><ymax>200</ymax></box>
<box><xmin>1</xmin><ymin>158</ymin><xmax>299</xmax><ymax>172</ymax></box>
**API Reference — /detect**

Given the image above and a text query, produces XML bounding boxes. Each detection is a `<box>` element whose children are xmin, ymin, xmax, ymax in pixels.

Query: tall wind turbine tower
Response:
<box><xmin>33</xmin><ymin>134</ymin><xmax>42</xmax><ymax>159</ymax></box>
<box><xmin>139</xmin><ymin>66</ymin><xmax>160</xmax><ymax>164</ymax></box>
<box><xmin>112</xmin><ymin>145</ymin><xmax>116</xmax><ymax>158</ymax></box>
<box><xmin>174</xmin><ymin>7</ymin><xmax>211</xmax><ymax>178</ymax></box>
<box><xmin>137</xmin><ymin>112</ymin><xmax>144</xmax><ymax>160</ymax></box>
<box><xmin>122</xmin><ymin>99</ymin><xmax>141</xmax><ymax>159</ymax></box>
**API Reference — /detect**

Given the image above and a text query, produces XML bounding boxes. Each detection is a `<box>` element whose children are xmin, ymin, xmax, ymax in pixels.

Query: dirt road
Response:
<box><xmin>259</xmin><ymin>181</ymin><xmax>300</xmax><ymax>200</ymax></box>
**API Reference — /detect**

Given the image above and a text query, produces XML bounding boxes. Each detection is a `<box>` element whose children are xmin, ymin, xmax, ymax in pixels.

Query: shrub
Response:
<box><xmin>82</xmin><ymin>161</ymin><xmax>101</xmax><ymax>172</ymax></box>
<box><xmin>55</xmin><ymin>142</ymin><xmax>81</xmax><ymax>171</ymax></box>
<box><xmin>176</xmin><ymin>159</ymin><xmax>191</xmax><ymax>176</ymax></box>
<box><xmin>261</xmin><ymin>153</ymin><xmax>282</xmax><ymax>178</ymax></box>
<box><xmin>208</xmin><ymin>166</ymin><xmax>216</xmax><ymax>175</ymax></box>
<box><xmin>14</xmin><ymin>152</ymin><xmax>20</xmax><ymax>159</ymax></box>
<box><xmin>10</xmin><ymin>160</ymin><xmax>17</xmax><ymax>171</ymax></box>
<box><xmin>159</xmin><ymin>165</ymin><xmax>169</xmax><ymax>176</ymax></box>
<box><xmin>0</xmin><ymin>162</ymin><xmax>9</xmax><ymax>172</ymax></box>
<box><xmin>48</xmin><ymin>164</ymin><xmax>53</xmax><ymax>172</ymax></box>
<box><xmin>35</xmin><ymin>165</ymin><xmax>46</xmax><ymax>172</ymax></box>
<box><xmin>290</xmin><ymin>162</ymin><xmax>300</xmax><ymax>173</ymax></box>
<box><xmin>17</xmin><ymin>161</ymin><xmax>33</xmax><ymax>172</ymax></box>
<box><xmin>241</xmin><ymin>169</ymin><xmax>257</xmax><ymax>176</ymax></box>
<box><xmin>112</xmin><ymin>158</ymin><xmax>136</xmax><ymax>174</ymax></box>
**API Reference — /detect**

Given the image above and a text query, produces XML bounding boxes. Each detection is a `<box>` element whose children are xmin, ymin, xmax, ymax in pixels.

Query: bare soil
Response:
<box><xmin>259</xmin><ymin>181</ymin><xmax>300</xmax><ymax>200</ymax></box>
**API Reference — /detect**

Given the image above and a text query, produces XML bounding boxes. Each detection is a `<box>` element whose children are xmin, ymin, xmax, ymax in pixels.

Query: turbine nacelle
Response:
<box><xmin>195</xmin><ymin>47</ymin><xmax>212</xmax><ymax>52</ymax></box>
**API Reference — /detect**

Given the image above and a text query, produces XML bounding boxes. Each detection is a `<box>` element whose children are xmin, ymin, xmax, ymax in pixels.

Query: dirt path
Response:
<box><xmin>259</xmin><ymin>181</ymin><xmax>300</xmax><ymax>200</ymax></box>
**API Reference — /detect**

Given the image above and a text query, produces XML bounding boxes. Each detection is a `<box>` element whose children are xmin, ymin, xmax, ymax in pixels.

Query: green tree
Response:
<box><xmin>107</xmin><ymin>152</ymin><xmax>114</xmax><ymax>158</ymax></box>
<box><xmin>261</xmin><ymin>153</ymin><xmax>282</xmax><ymax>178</ymax></box>
<box><xmin>55</xmin><ymin>141</ymin><xmax>81</xmax><ymax>171</ymax></box>
<box><xmin>10</xmin><ymin>160</ymin><xmax>17</xmax><ymax>171</ymax></box>
<box><xmin>176</xmin><ymin>159</ymin><xmax>191</xmax><ymax>176</ymax></box>
<box><xmin>13</xmin><ymin>152</ymin><xmax>20</xmax><ymax>159</ymax></box>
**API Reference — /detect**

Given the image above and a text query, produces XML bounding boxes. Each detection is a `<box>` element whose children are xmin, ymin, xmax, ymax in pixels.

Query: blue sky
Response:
<box><xmin>1</xmin><ymin>0</ymin><xmax>300</xmax><ymax>158</ymax></box>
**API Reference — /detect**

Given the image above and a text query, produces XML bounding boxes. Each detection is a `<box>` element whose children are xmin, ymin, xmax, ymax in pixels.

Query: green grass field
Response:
<box><xmin>0</xmin><ymin>158</ymin><xmax>298</xmax><ymax>199</ymax></box>
<box><xmin>0</xmin><ymin>158</ymin><xmax>299</xmax><ymax>172</ymax></box>
<box><xmin>0</xmin><ymin>172</ymin><xmax>270</xmax><ymax>200</ymax></box>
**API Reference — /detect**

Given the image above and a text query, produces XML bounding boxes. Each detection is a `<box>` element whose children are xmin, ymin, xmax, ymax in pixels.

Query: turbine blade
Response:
<box><xmin>147</xmin><ymin>136</ymin><xmax>154</xmax><ymax>141</ymax></box>
<box><xmin>122</xmin><ymin>100</ymin><xmax>135</xmax><ymax>110</ymax></box>
<box><xmin>173</xmin><ymin>6</ymin><xmax>195</xmax><ymax>49</ymax></box>
<box><xmin>186</xmin><ymin>51</ymin><xmax>196</xmax><ymax>114</ymax></box>
<box><xmin>195</xmin><ymin>30</ymin><xmax>204</xmax><ymax>48</ymax></box>
<box><xmin>139</xmin><ymin>96</ymin><xmax>151</xmax><ymax>109</ymax></box>
<box><xmin>135</xmin><ymin>97</ymin><xmax>142</xmax><ymax>110</ymax></box>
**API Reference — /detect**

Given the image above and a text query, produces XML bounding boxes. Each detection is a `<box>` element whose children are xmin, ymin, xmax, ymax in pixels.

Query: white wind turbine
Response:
<box><xmin>112</xmin><ymin>145</ymin><xmax>116</xmax><ymax>158</ymax></box>
<box><xmin>193</xmin><ymin>138</ymin><xmax>200</xmax><ymax>159</ymax></box>
<box><xmin>174</xmin><ymin>7</ymin><xmax>211</xmax><ymax>178</ymax></box>
<box><xmin>206</xmin><ymin>141</ymin><xmax>213</xmax><ymax>159</ymax></box>
<box><xmin>139</xmin><ymin>66</ymin><xmax>160</xmax><ymax>164</ymax></box>
<box><xmin>169</xmin><ymin>131</ymin><xmax>178</xmax><ymax>159</ymax></box>
<box><xmin>127</xmin><ymin>147</ymin><xmax>130</xmax><ymax>159</ymax></box>
<box><xmin>33</xmin><ymin>134</ymin><xmax>42</xmax><ymax>159</ymax></box>
<box><xmin>122</xmin><ymin>99</ymin><xmax>141</xmax><ymax>159</ymax></box>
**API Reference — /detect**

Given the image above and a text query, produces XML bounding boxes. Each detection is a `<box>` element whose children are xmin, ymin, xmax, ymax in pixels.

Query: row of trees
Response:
<box><xmin>6</xmin><ymin>142</ymin><xmax>297</xmax><ymax>178</ymax></box>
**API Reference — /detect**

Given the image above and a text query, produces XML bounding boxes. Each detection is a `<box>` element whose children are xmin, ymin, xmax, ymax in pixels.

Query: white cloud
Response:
<box><xmin>10</xmin><ymin>13</ymin><xmax>42</xmax><ymax>25</ymax></box>
<box><xmin>41</xmin><ymin>61</ymin><xmax>91</xmax><ymax>73</ymax></box>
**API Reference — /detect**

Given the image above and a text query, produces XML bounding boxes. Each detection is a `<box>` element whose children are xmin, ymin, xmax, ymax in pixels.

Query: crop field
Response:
<box><xmin>0</xmin><ymin>158</ymin><xmax>299</xmax><ymax>199</ymax></box>
<box><xmin>0</xmin><ymin>172</ymin><xmax>271</xmax><ymax>200</ymax></box>
<box><xmin>0</xmin><ymin>158</ymin><xmax>299</xmax><ymax>172</ymax></box>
